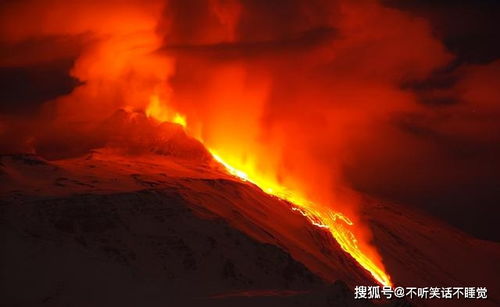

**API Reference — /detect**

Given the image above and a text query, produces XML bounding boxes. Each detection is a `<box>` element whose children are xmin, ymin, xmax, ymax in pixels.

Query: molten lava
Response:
<box><xmin>0</xmin><ymin>0</ymin><xmax>453</xmax><ymax>290</ymax></box>
<box><xmin>146</xmin><ymin>99</ymin><xmax>392</xmax><ymax>287</ymax></box>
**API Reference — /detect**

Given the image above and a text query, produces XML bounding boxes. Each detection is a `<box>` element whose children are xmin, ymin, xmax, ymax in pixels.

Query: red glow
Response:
<box><xmin>2</xmin><ymin>0</ymin><xmax>474</xmax><ymax>288</ymax></box>
<box><xmin>146</xmin><ymin>96</ymin><xmax>392</xmax><ymax>286</ymax></box>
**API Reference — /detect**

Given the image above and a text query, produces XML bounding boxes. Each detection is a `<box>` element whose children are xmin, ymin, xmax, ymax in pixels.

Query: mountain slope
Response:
<box><xmin>0</xmin><ymin>152</ymin><xmax>390</xmax><ymax>306</ymax></box>
<box><xmin>1</xmin><ymin>148</ymin><xmax>498</xmax><ymax>306</ymax></box>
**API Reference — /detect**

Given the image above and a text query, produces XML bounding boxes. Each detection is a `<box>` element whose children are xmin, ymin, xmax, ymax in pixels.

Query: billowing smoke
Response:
<box><xmin>0</xmin><ymin>0</ymin><xmax>499</xmax><ymax>257</ymax></box>
<box><xmin>156</xmin><ymin>0</ymin><xmax>454</xmax><ymax>213</ymax></box>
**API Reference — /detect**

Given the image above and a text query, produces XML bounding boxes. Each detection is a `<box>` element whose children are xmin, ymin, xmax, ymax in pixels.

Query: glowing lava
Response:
<box><xmin>146</xmin><ymin>95</ymin><xmax>187</xmax><ymax>128</ymax></box>
<box><xmin>211</xmin><ymin>149</ymin><xmax>392</xmax><ymax>287</ymax></box>
<box><xmin>146</xmin><ymin>100</ymin><xmax>392</xmax><ymax>287</ymax></box>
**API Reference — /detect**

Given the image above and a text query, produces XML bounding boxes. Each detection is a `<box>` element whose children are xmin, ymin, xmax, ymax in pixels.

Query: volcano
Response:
<box><xmin>1</xmin><ymin>1</ymin><xmax>500</xmax><ymax>306</ymax></box>
<box><xmin>0</xmin><ymin>112</ymin><xmax>498</xmax><ymax>307</ymax></box>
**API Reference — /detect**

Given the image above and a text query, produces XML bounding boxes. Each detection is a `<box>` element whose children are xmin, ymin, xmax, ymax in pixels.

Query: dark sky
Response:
<box><xmin>384</xmin><ymin>0</ymin><xmax>500</xmax><ymax>64</ymax></box>
<box><xmin>369</xmin><ymin>0</ymin><xmax>500</xmax><ymax>241</ymax></box>
<box><xmin>0</xmin><ymin>0</ymin><xmax>499</xmax><ymax>241</ymax></box>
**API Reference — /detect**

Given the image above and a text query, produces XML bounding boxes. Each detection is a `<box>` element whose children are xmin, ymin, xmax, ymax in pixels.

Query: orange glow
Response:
<box><xmin>146</xmin><ymin>95</ymin><xmax>186</xmax><ymax>128</ymax></box>
<box><xmin>210</xmin><ymin>147</ymin><xmax>392</xmax><ymax>287</ymax></box>
<box><xmin>148</xmin><ymin>106</ymin><xmax>392</xmax><ymax>287</ymax></box>
<box><xmin>4</xmin><ymin>0</ymin><xmax>461</xmax><ymax>290</ymax></box>
<box><xmin>145</xmin><ymin>95</ymin><xmax>169</xmax><ymax>122</ymax></box>
<box><xmin>173</xmin><ymin>113</ymin><xmax>187</xmax><ymax>127</ymax></box>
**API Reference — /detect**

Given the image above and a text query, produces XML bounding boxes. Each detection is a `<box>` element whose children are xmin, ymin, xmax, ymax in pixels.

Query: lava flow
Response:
<box><xmin>1</xmin><ymin>0</ymin><xmax>447</xmax><ymax>290</ymax></box>
<box><xmin>146</xmin><ymin>100</ymin><xmax>392</xmax><ymax>287</ymax></box>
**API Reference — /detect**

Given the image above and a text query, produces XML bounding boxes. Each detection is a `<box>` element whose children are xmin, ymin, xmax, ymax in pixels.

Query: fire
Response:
<box><xmin>146</xmin><ymin>98</ymin><xmax>392</xmax><ymax>287</ymax></box>
<box><xmin>146</xmin><ymin>94</ymin><xmax>186</xmax><ymax>128</ymax></box>
<box><xmin>172</xmin><ymin>113</ymin><xmax>187</xmax><ymax>127</ymax></box>
<box><xmin>0</xmin><ymin>0</ymin><xmax>448</xmax><ymax>290</ymax></box>
<box><xmin>211</xmin><ymin>148</ymin><xmax>392</xmax><ymax>287</ymax></box>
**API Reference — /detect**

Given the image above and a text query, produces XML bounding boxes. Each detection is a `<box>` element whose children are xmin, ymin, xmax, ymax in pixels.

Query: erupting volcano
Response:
<box><xmin>1</xmin><ymin>0</ymin><xmax>500</xmax><ymax>306</ymax></box>
<box><xmin>145</xmin><ymin>95</ymin><xmax>392</xmax><ymax>287</ymax></box>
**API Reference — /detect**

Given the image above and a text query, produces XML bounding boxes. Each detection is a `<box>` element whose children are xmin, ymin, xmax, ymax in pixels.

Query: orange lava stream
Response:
<box><xmin>211</xmin><ymin>150</ymin><xmax>392</xmax><ymax>287</ymax></box>
<box><xmin>146</xmin><ymin>101</ymin><xmax>392</xmax><ymax>287</ymax></box>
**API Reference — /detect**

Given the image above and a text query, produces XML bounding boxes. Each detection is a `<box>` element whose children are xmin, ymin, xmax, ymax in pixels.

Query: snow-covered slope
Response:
<box><xmin>0</xmin><ymin>144</ymin><xmax>498</xmax><ymax>306</ymax></box>
<box><xmin>365</xmin><ymin>200</ymin><xmax>500</xmax><ymax>306</ymax></box>
<box><xmin>0</xmin><ymin>152</ymin><xmax>389</xmax><ymax>307</ymax></box>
